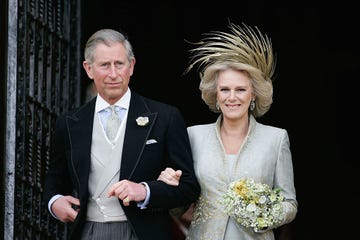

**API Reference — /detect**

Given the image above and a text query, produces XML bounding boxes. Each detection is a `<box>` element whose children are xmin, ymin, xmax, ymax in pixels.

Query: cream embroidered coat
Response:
<box><xmin>186</xmin><ymin>115</ymin><xmax>297</xmax><ymax>240</ymax></box>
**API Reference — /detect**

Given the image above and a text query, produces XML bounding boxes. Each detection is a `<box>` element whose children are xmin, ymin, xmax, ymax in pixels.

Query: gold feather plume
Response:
<box><xmin>185</xmin><ymin>22</ymin><xmax>275</xmax><ymax>81</ymax></box>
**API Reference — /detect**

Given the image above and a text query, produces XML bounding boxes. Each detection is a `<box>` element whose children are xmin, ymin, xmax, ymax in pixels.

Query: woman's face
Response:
<box><xmin>216</xmin><ymin>69</ymin><xmax>254</xmax><ymax>121</ymax></box>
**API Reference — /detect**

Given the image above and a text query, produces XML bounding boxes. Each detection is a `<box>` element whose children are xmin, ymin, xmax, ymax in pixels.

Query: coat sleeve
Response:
<box><xmin>145</xmin><ymin>106</ymin><xmax>200</xmax><ymax>209</ymax></box>
<box><xmin>273</xmin><ymin>129</ymin><xmax>298</xmax><ymax>228</ymax></box>
<box><xmin>43</xmin><ymin>115</ymin><xmax>73</xmax><ymax>205</ymax></box>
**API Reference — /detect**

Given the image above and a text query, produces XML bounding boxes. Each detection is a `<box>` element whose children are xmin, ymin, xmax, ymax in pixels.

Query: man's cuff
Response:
<box><xmin>137</xmin><ymin>182</ymin><xmax>150</xmax><ymax>209</ymax></box>
<box><xmin>48</xmin><ymin>194</ymin><xmax>63</xmax><ymax>219</ymax></box>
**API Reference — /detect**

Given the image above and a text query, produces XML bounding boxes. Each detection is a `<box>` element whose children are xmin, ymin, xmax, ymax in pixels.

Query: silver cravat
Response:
<box><xmin>106</xmin><ymin>105</ymin><xmax>121</xmax><ymax>141</ymax></box>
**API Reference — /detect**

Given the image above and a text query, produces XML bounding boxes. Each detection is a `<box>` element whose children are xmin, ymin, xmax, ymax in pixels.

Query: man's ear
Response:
<box><xmin>83</xmin><ymin>61</ymin><xmax>93</xmax><ymax>79</ymax></box>
<box><xmin>129</xmin><ymin>58</ymin><xmax>136</xmax><ymax>76</ymax></box>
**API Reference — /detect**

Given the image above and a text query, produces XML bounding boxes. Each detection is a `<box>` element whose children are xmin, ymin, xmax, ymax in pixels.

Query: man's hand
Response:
<box><xmin>51</xmin><ymin>196</ymin><xmax>80</xmax><ymax>222</ymax></box>
<box><xmin>157</xmin><ymin>167</ymin><xmax>182</xmax><ymax>186</ymax></box>
<box><xmin>108</xmin><ymin>180</ymin><xmax>147</xmax><ymax>206</ymax></box>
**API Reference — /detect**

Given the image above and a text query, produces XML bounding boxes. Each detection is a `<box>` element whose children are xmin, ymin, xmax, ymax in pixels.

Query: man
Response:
<box><xmin>43</xmin><ymin>29</ymin><xmax>200</xmax><ymax>240</ymax></box>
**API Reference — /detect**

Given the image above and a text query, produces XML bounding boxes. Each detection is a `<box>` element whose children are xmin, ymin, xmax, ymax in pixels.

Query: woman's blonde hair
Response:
<box><xmin>186</xmin><ymin>22</ymin><xmax>275</xmax><ymax>117</ymax></box>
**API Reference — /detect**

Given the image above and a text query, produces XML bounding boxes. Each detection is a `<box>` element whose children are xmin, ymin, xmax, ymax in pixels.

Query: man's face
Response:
<box><xmin>83</xmin><ymin>42</ymin><xmax>135</xmax><ymax>105</ymax></box>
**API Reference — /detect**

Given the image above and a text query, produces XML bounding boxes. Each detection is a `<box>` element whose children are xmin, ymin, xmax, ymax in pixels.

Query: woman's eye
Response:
<box><xmin>236</xmin><ymin>88</ymin><xmax>246</xmax><ymax>92</ymax></box>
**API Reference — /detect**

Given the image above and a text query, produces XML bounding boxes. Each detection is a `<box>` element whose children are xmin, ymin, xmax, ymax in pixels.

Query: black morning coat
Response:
<box><xmin>44</xmin><ymin>91</ymin><xmax>200</xmax><ymax>240</ymax></box>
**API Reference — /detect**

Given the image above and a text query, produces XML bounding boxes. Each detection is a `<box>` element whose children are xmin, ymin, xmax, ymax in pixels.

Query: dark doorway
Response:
<box><xmin>79</xmin><ymin>1</ymin><xmax>352</xmax><ymax>240</ymax></box>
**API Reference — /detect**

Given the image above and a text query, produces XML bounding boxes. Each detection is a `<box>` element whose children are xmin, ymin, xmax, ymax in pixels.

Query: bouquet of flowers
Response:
<box><xmin>220</xmin><ymin>178</ymin><xmax>284</xmax><ymax>232</ymax></box>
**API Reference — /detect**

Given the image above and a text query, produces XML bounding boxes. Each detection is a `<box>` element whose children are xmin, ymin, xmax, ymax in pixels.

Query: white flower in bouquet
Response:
<box><xmin>220</xmin><ymin>178</ymin><xmax>284</xmax><ymax>232</ymax></box>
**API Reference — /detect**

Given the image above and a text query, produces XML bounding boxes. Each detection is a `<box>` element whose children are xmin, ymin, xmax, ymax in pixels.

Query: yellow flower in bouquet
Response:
<box><xmin>220</xmin><ymin>178</ymin><xmax>284</xmax><ymax>232</ymax></box>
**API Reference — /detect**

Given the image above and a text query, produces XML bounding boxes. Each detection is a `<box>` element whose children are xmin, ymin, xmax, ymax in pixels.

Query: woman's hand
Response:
<box><xmin>157</xmin><ymin>167</ymin><xmax>182</xmax><ymax>186</ymax></box>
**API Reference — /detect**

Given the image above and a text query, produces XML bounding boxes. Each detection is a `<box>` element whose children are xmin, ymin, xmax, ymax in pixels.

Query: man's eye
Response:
<box><xmin>115</xmin><ymin>63</ymin><xmax>123</xmax><ymax>68</ymax></box>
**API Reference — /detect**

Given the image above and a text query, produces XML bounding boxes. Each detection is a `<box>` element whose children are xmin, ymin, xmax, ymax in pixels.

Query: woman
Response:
<box><xmin>159</xmin><ymin>22</ymin><xmax>297</xmax><ymax>240</ymax></box>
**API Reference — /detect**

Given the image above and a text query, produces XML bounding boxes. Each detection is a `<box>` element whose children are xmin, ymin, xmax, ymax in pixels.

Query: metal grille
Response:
<box><xmin>14</xmin><ymin>0</ymin><xmax>81</xmax><ymax>239</ymax></box>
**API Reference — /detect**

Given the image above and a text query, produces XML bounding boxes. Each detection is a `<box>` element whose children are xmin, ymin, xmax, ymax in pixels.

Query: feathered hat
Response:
<box><xmin>186</xmin><ymin>22</ymin><xmax>275</xmax><ymax>82</ymax></box>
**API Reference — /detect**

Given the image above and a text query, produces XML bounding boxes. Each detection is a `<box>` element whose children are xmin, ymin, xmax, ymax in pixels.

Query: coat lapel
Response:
<box><xmin>121</xmin><ymin>92</ymin><xmax>157</xmax><ymax>180</ymax></box>
<box><xmin>64</xmin><ymin>94</ymin><xmax>156</xmax><ymax>188</ymax></box>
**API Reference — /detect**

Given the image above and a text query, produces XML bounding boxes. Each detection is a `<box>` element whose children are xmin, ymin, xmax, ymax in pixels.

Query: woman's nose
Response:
<box><xmin>229</xmin><ymin>90</ymin><xmax>236</xmax><ymax>99</ymax></box>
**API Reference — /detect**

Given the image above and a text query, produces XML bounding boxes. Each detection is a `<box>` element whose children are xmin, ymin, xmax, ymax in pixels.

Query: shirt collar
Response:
<box><xmin>95</xmin><ymin>88</ymin><xmax>131</xmax><ymax>113</ymax></box>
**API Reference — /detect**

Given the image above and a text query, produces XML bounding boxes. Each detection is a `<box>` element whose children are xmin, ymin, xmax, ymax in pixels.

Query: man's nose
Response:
<box><xmin>108</xmin><ymin>65</ymin><xmax>117</xmax><ymax>78</ymax></box>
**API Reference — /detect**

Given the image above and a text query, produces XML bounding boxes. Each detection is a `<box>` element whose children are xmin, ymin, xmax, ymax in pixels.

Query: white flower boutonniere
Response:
<box><xmin>136</xmin><ymin>116</ymin><xmax>149</xmax><ymax>126</ymax></box>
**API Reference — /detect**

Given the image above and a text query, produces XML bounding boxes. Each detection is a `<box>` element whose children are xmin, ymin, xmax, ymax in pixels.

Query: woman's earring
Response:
<box><xmin>216</xmin><ymin>101</ymin><xmax>220</xmax><ymax>111</ymax></box>
<box><xmin>250</xmin><ymin>99</ymin><xmax>255</xmax><ymax>111</ymax></box>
